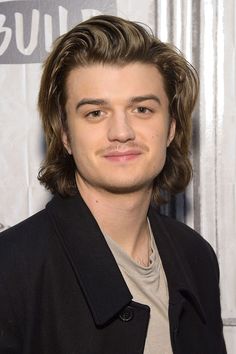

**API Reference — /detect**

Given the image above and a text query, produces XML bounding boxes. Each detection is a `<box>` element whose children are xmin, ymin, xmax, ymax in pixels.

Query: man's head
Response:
<box><xmin>38</xmin><ymin>15</ymin><xmax>199</xmax><ymax>204</ymax></box>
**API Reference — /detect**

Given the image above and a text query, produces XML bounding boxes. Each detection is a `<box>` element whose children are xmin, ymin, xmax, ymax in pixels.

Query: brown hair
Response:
<box><xmin>38</xmin><ymin>15</ymin><xmax>199</xmax><ymax>204</ymax></box>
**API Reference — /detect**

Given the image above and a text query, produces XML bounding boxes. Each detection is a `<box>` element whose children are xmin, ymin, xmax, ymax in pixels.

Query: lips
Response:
<box><xmin>103</xmin><ymin>150</ymin><xmax>142</xmax><ymax>161</ymax></box>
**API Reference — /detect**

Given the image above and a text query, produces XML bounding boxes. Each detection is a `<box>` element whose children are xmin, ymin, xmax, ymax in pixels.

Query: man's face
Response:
<box><xmin>63</xmin><ymin>63</ymin><xmax>175</xmax><ymax>195</ymax></box>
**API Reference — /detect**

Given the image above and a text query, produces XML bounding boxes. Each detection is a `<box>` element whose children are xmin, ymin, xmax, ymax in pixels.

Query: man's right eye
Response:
<box><xmin>85</xmin><ymin>110</ymin><xmax>103</xmax><ymax>118</ymax></box>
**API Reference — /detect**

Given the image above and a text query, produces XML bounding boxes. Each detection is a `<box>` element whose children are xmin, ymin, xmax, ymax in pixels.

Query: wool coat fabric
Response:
<box><xmin>0</xmin><ymin>193</ymin><xmax>226</xmax><ymax>354</ymax></box>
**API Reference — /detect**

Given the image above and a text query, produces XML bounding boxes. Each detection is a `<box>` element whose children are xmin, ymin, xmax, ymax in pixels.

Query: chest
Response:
<box><xmin>20</xmin><ymin>255</ymin><xmax>212</xmax><ymax>354</ymax></box>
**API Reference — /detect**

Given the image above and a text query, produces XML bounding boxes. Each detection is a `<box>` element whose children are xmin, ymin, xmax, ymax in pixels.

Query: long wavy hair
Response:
<box><xmin>38</xmin><ymin>15</ymin><xmax>199</xmax><ymax>204</ymax></box>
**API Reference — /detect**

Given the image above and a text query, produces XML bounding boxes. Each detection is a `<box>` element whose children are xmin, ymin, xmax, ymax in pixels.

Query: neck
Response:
<box><xmin>77</xmin><ymin>178</ymin><xmax>153</xmax><ymax>264</ymax></box>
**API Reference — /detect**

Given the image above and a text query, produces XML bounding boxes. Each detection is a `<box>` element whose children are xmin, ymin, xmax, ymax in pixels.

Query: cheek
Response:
<box><xmin>68</xmin><ymin>133</ymin><xmax>83</xmax><ymax>160</ymax></box>
<box><xmin>69</xmin><ymin>131</ymin><xmax>98</xmax><ymax>165</ymax></box>
<box><xmin>150</xmin><ymin>130</ymin><xmax>169</xmax><ymax>148</ymax></box>
<box><xmin>149</xmin><ymin>132</ymin><xmax>168</xmax><ymax>165</ymax></box>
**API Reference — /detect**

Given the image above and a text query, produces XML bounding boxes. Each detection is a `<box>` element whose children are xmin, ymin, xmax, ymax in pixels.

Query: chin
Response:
<box><xmin>99</xmin><ymin>179</ymin><xmax>153</xmax><ymax>195</ymax></box>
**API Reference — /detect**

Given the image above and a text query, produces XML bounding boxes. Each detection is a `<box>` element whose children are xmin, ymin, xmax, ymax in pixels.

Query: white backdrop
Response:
<box><xmin>0</xmin><ymin>0</ymin><xmax>235</xmax><ymax>352</ymax></box>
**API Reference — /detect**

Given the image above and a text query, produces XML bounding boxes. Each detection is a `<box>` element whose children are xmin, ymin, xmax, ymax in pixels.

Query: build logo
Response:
<box><xmin>0</xmin><ymin>0</ymin><xmax>116</xmax><ymax>64</ymax></box>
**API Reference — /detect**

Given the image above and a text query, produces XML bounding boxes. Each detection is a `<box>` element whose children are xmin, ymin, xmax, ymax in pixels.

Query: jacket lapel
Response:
<box><xmin>148</xmin><ymin>206</ymin><xmax>206</xmax><ymax>325</ymax></box>
<box><xmin>46</xmin><ymin>193</ymin><xmax>132</xmax><ymax>326</ymax></box>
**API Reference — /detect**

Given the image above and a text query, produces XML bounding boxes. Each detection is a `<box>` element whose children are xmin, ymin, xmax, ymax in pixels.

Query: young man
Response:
<box><xmin>0</xmin><ymin>15</ymin><xmax>226</xmax><ymax>354</ymax></box>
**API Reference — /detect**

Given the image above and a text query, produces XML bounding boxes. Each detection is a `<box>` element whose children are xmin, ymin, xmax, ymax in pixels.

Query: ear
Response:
<box><xmin>61</xmin><ymin>129</ymin><xmax>72</xmax><ymax>155</ymax></box>
<box><xmin>167</xmin><ymin>118</ymin><xmax>176</xmax><ymax>147</ymax></box>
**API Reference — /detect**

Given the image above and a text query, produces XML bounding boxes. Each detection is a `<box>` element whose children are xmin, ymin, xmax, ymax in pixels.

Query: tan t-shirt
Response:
<box><xmin>104</xmin><ymin>221</ymin><xmax>173</xmax><ymax>354</ymax></box>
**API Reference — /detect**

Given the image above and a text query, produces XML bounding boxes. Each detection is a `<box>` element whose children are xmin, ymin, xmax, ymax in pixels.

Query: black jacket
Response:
<box><xmin>0</xmin><ymin>193</ymin><xmax>226</xmax><ymax>354</ymax></box>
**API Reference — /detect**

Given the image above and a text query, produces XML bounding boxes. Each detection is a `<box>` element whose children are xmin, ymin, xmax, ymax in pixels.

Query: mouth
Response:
<box><xmin>103</xmin><ymin>150</ymin><xmax>142</xmax><ymax>162</ymax></box>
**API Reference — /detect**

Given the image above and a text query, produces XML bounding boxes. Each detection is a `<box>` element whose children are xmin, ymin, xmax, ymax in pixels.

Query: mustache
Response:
<box><xmin>96</xmin><ymin>142</ymin><xmax>149</xmax><ymax>155</ymax></box>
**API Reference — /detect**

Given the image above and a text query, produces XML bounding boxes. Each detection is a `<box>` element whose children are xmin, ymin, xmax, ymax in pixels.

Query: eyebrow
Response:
<box><xmin>76</xmin><ymin>98</ymin><xmax>106</xmax><ymax>111</ymax></box>
<box><xmin>75</xmin><ymin>94</ymin><xmax>161</xmax><ymax>111</ymax></box>
<box><xmin>130</xmin><ymin>95</ymin><xmax>161</xmax><ymax>105</ymax></box>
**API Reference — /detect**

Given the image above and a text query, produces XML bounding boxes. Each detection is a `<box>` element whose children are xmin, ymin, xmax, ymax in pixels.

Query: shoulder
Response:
<box><xmin>0</xmin><ymin>209</ymin><xmax>54</xmax><ymax>268</ymax></box>
<box><xmin>0</xmin><ymin>208</ymin><xmax>52</xmax><ymax>242</ymax></box>
<box><xmin>151</xmin><ymin>211</ymin><xmax>219</xmax><ymax>278</ymax></box>
<box><xmin>159</xmin><ymin>213</ymin><xmax>214</xmax><ymax>250</ymax></box>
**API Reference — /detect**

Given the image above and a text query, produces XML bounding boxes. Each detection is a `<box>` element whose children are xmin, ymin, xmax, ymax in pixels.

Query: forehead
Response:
<box><xmin>65</xmin><ymin>62</ymin><xmax>168</xmax><ymax>105</ymax></box>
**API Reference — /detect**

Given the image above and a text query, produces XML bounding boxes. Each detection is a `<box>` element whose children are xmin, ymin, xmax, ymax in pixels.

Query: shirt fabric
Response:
<box><xmin>104</xmin><ymin>220</ymin><xmax>173</xmax><ymax>354</ymax></box>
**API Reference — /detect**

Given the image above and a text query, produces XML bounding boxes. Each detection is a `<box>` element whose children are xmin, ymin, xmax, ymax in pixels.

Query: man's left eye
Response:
<box><xmin>135</xmin><ymin>107</ymin><xmax>152</xmax><ymax>114</ymax></box>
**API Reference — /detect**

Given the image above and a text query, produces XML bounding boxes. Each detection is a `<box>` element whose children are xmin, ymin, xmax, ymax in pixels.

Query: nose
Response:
<box><xmin>107</xmin><ymin>111</ymin><xmax>135</xmax><ymax>142</ymax></box>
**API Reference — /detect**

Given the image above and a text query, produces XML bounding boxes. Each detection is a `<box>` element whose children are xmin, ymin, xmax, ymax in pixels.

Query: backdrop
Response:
<box><xmin>0</xmin><ymin>0</ymin><xmax>235</xmax><ymax>352</ymax></box>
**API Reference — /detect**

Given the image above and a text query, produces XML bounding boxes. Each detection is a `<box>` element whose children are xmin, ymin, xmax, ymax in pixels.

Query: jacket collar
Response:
<box><xmin>46</xmin><ymin>193</ymin><xmax>206</xmax><ymax>326</ymax></box>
